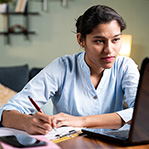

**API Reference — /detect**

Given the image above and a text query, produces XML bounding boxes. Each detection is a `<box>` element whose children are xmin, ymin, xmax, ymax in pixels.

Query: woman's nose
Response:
<box><xmin>104</xmin><ymin>41</ymin><xmax>113</xmax><ymax>54</ymax></box>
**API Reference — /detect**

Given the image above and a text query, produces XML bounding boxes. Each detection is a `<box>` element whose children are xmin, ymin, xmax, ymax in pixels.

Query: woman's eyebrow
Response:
<box><xmin>92</xmin><ymin>33</ymin><xmax>122</xmax><ymax>39</ymax></box>
<box><xmin>113</xmin><ymin>33</ymin><xmax>122</xmax><ymax>37</ymax></box>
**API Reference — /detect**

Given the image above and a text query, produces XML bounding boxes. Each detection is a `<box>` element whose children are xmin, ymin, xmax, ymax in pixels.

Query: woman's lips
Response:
<box><xmin>102</xmin><ymin>56</ymin><xmax>115</xmax><ymax>62</ymax></box>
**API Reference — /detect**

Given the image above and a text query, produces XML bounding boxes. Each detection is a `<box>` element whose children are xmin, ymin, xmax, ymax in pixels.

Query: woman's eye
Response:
<box><xmin>95</xmin><ymin>40</ymin><xmax>104</xmax><ymax>44</ymax></box>
<box><xmin>113</xmin><ymin>38</ymin><xmax>120</xmax><ymax>42</ymax></box>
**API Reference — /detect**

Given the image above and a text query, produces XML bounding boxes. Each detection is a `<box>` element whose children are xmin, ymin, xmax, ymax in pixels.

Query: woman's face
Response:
<box><xmin>83</xmin><ymin>20</ymin><xmax>122</xmax><ymax>72</ymax></box>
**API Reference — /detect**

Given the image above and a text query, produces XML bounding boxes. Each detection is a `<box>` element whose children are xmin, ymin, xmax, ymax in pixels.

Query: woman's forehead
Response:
<box><xmin>88</xmin><ymin>20</ymin><xmax>121</xmax><ymax>38</ymax></box>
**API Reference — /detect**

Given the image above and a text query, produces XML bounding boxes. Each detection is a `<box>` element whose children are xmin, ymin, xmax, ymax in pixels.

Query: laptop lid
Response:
<box><xmin>129</xmin><ymin>57</ymin><xmax>149</xmax><ymax>143</ymax></box>
<box><xmin>82</xmin><ymin>57</ymin><xmax>149</xmax><ymax>145</ymax></box>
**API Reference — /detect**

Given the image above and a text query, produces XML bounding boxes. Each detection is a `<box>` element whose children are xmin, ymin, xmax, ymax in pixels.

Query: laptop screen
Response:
<box><xmin>130</xmin><ymin>58</ymin><xmax>149</xmax><ymax>143</ymax></box>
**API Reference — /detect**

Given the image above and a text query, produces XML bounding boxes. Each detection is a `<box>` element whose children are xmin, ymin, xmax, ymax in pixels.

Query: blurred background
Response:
<box><xmin>0</xmin><ymin>0</ymin><xmax>149</xmax><ymax>70</ymax></box>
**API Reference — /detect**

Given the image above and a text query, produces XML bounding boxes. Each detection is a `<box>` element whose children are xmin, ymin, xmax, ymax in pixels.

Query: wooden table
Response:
<box><xmin>57</xmin><ymin>134</ymin><xmax>149</xmax><ymax>149</ymax></box>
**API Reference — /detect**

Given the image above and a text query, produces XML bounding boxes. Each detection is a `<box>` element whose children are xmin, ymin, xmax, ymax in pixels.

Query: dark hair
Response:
<box><xmin>76</xmin><ymin>5</ymin><xmax>126</xmax><ymax>39</ymax></box>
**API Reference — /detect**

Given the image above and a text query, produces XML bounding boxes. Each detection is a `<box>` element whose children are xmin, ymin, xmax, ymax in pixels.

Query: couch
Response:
<box><xmin>0</xmin><ymin>64</ymin><xmax>42</xmax><ymax>108</ymax></box>
<box><xmin>0</xmin><ymin>64</ymin><xmax>42</xmax><ymax>92</ymax></box>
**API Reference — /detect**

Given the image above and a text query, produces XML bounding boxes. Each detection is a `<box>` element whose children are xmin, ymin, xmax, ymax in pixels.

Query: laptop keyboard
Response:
<box><xmin>105</xmin><ymin>129</ymin><xmax>129</xmax><ymax>139</ymax></box>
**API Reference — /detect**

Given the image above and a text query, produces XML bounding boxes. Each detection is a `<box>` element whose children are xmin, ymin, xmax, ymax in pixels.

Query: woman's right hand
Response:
<box><xmin>24</xmin><ymin>112</ymin><xmax>53</xmax><ymax>135</ymax></box>
<box><xmin>2</xmin><ymin>110</ymin><xmax>53</xmax><ymax>135</ymax></box>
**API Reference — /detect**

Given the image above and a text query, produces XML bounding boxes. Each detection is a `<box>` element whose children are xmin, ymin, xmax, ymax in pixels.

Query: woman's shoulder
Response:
<box><xmin>61</xmin><ymin>52</ymin><xmax>84</xmax><ymax>61</ymax></box>
<box><xmin>112</xmin><ymin>56</ymin><xmax>139</xmax><ymax>77</ymax></box>
<box><xmin>44</xmin><ymin>52</ymin><xmax>84</xmax><ymax>72</ymax></box>
<box><xmin>57</xmin><ymin>52</ymin><xmax>84</xmax><ymax>68</ymax></box>
<box><xmin>114</xmin><ymin>56</ymin><xmax>138</xmax><ymax>69</ymax></box>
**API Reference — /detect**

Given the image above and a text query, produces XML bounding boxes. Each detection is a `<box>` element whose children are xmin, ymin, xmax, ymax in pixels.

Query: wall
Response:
<box><xmin>0</xmin><ymin>0</ymin><xmax>149</xmax><ymax>70</ymax></box>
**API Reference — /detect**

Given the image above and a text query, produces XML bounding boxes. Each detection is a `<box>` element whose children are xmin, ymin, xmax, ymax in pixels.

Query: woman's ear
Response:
<box><xmin>77</xmin><ymin>33</ymin><xmax>85</xmax><ymax>47</ymax></box>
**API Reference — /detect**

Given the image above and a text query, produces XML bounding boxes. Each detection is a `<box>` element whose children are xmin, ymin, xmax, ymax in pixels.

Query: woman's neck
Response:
<box><xmin>84</xmin><ymin>53</ymin><xmax>104</xmax><ymax>89</ymax></box>
<box><xmin>90</xmin><ymin>70</ymin><xmax>104</xmax><ymax>89</ymax></box>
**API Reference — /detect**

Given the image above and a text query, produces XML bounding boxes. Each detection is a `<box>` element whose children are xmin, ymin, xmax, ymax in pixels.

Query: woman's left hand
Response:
<box><xmin>51</xmin><ymin>112</ymin><xmax>84</xmax><ymax>128</ymax></box>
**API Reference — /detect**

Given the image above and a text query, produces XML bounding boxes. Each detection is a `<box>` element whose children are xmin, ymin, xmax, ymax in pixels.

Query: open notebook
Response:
<box><xmin>82</xmin><ymin>57</ymin><xmax>149</xmax><ymax>145</ymax></box>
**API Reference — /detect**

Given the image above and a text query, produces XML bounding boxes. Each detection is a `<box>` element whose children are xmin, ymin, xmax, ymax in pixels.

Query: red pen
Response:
<box><xmin>28</xmin><ymin>96</ymin><xmax>56</xmax><ymax>131</ymax></box>
<box><xmin>28</xmin><ymin>96</ymin><xmax>43</xmax><ymax>113</ymax></box>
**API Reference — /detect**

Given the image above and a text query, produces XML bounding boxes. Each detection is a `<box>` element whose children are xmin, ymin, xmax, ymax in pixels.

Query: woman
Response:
<box><xmin>0</xmin><ymin>5</ymin><xmax>139</xmax><ymax>135</ymax></box>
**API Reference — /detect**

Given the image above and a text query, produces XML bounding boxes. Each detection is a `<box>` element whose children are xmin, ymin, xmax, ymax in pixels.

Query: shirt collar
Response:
<box><xmin>78</xmin><ymin>52</ymin><xmax>112</xmax><ymax>90</ymax></box>
<box><xmin>79</xmin><ymin>52</ymin><xmax>90</xmax><ymax>75</ymax></box>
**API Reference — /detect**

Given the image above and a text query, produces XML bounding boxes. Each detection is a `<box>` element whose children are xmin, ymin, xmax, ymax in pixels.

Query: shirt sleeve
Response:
<box><xmin>116</xmin><ymin>57</ymin><xmax>140</xmax><ymax>122</ymax></box>
<box><xmin>117</xmin><ymin>108</ymin><xmax>133</xmax><ymax>122</ymax></box>
<box><xmin>0</xmin><ymin>57</ymin><xmax>65</xmax><ymax>121</ymax></box>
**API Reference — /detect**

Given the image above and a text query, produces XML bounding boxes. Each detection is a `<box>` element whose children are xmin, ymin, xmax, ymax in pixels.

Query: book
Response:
<box><xmin>43</xmin><ymin>0</ymin><xmax>47</xmax><ymax>11</ymax></box>
<box><xmin>0</xmin><ymin>3</ymin><xmax>7</xmax><ymax>13</ymax></box>
<box><xmin>62</xmin><ymin>0</ymin><xmax>67</xmax><ymax>7</ymax></box>
<box><xmin>0</xmin><ymin>14</ymin><xmax>7</xmax><ymax>32</ymax></box>
<box><xmin>15</xmin><ymin>0</ymin><xmax>28</xmax><ymax>13</ymax></box>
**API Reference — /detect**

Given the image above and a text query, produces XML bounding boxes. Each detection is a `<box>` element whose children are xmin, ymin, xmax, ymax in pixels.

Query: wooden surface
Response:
<box><xmin>57</xmin><ymin>134</ymin><xmax>149</xmax><ymax>149</ymax></box>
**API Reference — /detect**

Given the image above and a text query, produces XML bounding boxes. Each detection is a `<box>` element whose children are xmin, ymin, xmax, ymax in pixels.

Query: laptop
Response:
<box><xmin>82</xmin><ymin>57</ymin><xmax>149</xmax><ymax>145</ymax></box>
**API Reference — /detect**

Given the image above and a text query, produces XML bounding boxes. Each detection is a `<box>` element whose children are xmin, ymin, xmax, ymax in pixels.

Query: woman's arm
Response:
<box><xmin>2</xmin><ymin>110</ymin><xmax>53</xmax><ymax>135</ymax></box>
<box><xmin>52</xmin><ymin>112</ymin><xmax>125</xmax><ymax>129</ymax></box>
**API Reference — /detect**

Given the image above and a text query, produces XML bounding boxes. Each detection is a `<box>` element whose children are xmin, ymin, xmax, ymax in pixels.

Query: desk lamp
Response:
<box><xmin>119</xmin><ymin>34</ymin><xmax>132</xmax><ymax>57</ymax></box>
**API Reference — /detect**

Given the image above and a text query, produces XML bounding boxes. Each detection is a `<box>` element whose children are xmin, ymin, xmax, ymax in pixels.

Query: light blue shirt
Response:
<box><xmin>0</xmin><ymin>52</ymin><xmax>140</xmax><ymax>122</ymax></box>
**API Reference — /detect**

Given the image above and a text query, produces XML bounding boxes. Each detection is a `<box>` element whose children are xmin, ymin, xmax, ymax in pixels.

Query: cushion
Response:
<box><xmin>0</xmin><ymin>64</ymin><xmax>29</xmax><ymax>92</ymax></box>
<box><xmin>29</xmin><ymin>68</ymin><xmax>42</xmax><ymax>80</ymax></box>
<box><xmin>0</xmin><ymin>83</ymin><xmax>17</xmax><ymax>108</ymax></box>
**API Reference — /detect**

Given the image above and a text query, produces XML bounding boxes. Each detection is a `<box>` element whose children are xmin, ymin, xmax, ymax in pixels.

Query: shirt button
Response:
<box><xmin>94</xmin><ymin>96</ymin><xmax>97</xmax><ymax>99</ymax></box>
